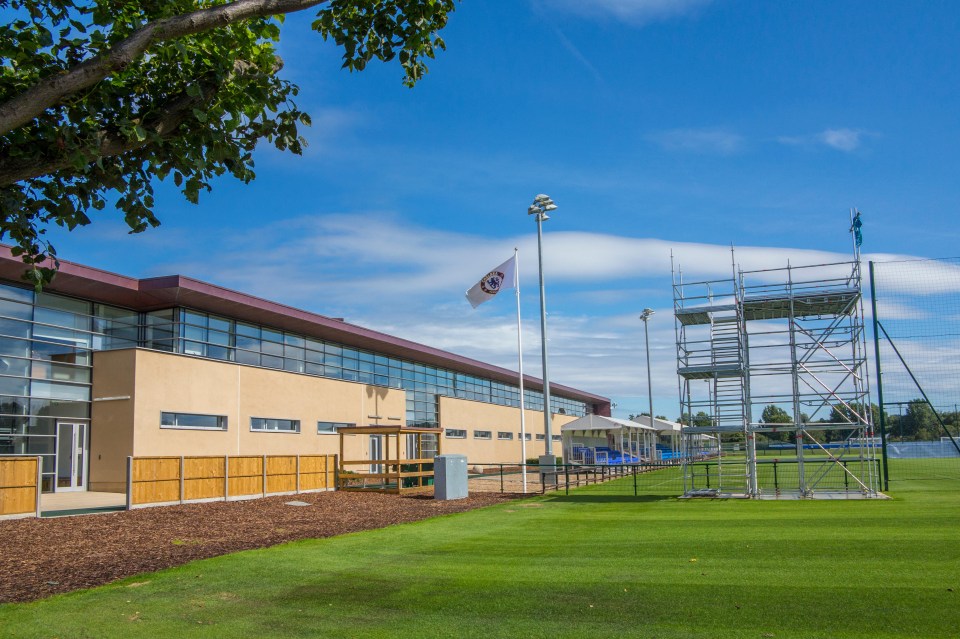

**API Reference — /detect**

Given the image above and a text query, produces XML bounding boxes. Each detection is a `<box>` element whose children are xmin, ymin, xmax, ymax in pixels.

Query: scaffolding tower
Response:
<box><xmin>673</xmin><ymin>232</ymin><xmax>880</xmax><ymax>498</ymax></box>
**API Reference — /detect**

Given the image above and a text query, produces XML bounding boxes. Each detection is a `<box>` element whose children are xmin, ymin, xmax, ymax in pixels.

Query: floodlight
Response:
<box><xmin>528</xmin><ymin>192</ymin><xmax>558</xmax><ymax>457</ymax></box>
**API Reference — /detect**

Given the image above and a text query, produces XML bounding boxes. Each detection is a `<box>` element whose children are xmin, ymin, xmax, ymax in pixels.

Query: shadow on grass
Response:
<box><xmin>542</xmin><ymin>494</ymin><xmax>677</xmax><ymax>504</ymax></box>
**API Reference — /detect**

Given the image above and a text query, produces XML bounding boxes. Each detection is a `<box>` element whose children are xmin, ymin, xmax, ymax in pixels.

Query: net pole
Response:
<box><xmin>868</xmin><ymin>261</ymin><xmax>890</xmax><ymax>491</ymax></box>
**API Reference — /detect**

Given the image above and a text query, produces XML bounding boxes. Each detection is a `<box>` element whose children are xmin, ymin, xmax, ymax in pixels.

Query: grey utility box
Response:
<box><xmin>539</xmin><ymin>454</ymin><xmax>558</xmax><ymax>488</ymax></box>
<box><xmin>434</xmin><ymin>454</ymin><xmax>469</xmax><ymax>500</ymax></box>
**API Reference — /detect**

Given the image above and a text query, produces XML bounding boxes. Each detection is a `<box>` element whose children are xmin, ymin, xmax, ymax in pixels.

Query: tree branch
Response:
<box><xmin>0</xmin><ymin>0</ymin><xmax>325</xmax><ymax>136</ymax></box>
<box><xmin>0</xmin><ymin>80</ymin><xmax>221</xmax><ymax>186</ymax></box>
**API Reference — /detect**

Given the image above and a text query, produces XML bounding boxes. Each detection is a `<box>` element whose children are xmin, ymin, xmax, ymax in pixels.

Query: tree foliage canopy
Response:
<box><xmin>760</xmin><ymin>404</ymin><xmax>791</xmax><ymax>425</ymax></box>
<box><xmin>677</xmin><ymin>411</ymin><xmax>712</xmax><ymax>428</ymax></box>
<box><xmin>0</xmin><ymin>0</ymin><xmax>456</xmax><ymax>285</ymax></box>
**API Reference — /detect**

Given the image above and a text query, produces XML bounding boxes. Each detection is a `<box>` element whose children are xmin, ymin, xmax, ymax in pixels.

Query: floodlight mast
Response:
<box><xmin>528</xmin><ymin>194</ymin><xmax>556</xmax><ymax>456</ymax></box>
<box><xmin>640</xmin><ymin>308</ymin><xmax>656</xmax><ymax>459</ymax></box>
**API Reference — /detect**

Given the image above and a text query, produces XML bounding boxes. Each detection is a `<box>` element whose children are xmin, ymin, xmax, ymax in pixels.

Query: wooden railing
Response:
<box><xmin>128</xmin><ymin>454</ymin><xmax>336</xmax><ymax>508</ymax></box>
<box><xmin>337</xmin><ymin>458</ymin><xmax>434</xmax><ymax>494</ymax></box>
<box><xmin>0</xmin><ymin>456</ymin><xmax>41</xmax><ymax>519</ymax></box>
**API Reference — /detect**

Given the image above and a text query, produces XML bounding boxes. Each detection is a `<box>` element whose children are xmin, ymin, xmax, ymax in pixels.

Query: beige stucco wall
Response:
<box><xmin>438</xmin><ymin>396</ymin><xmax>578</xmax><ymax>464</ymax></box>
<box><xmin>89</xmin><ymin>350</ymin><xmax>137</xmax><ymax>491</ymax></box>
<box><xmin>89</xmin><ymin>349</ymin><xmax>406</xmax><ymax>490</ymax></box>
<box><xmin>89</xmin><ymin>348</ymin><xmax>587</xmax><ymax>491</ymax></box>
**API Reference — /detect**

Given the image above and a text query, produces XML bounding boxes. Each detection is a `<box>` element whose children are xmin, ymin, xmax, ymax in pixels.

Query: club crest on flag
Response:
<box><xmin>465</xmin><ymin>255</ymin><xmax>517</xmax><ymax>308</ymax></box>
<box><xmin>480</xmin><ymin>271</ymin><xmax>506</xmax><ymax>294</ymax></box>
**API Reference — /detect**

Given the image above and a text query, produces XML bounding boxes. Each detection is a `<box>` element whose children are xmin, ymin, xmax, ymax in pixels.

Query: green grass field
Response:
<box><xmin>2</xmin><ymin>467</ymin><xmax>958</xmax><ymax>638</ymax></box>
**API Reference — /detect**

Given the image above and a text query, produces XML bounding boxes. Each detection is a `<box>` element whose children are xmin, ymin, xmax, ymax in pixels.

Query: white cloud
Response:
<box><xmin>647</xmin><ymin>128</ymin><xmax>743</xmax><ymax>154</ymax></box>
<box><xmin>543</xmin><ymin>0</ymin><xmax>715</xmax><ymax>25</ymax></box>
<box><xmin>149</xmin><ymin>214</ymin><xmax>960</xmax><ymax>419</ymax></box>
<box><xmin>777</xmin><ymin>128</ymin><xmax>870</xmax><ymax>153</ymax></box>
<box><xmin>818</xmin><ymin>128</ymin><xmax>863</xmax><ymax>152</ymax></box>
<box><xmin>161</xmin><ymin>215</ymin><xmax>866</xmax><ymax>307</ymax></box>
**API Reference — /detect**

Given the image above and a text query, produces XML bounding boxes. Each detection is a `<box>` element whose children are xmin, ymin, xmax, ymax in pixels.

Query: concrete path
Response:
<box><xmin>41</xmin><ymin>491</ymin><xmax>126</xmax><ymax>513</ymax></box>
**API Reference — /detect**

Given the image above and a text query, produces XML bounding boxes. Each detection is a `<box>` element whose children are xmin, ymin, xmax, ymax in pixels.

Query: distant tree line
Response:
<box><xmin>672</xmin><ymin>399</ymin><xmax>955</xmax><ymax>443</ymax></box>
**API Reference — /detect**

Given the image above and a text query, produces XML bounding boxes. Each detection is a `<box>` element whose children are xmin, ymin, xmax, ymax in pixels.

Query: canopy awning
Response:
<box><xmin>561</xmin><ymin>414</ymin><xmax>657</xmax><ymax>434</ymax></box>
<box><xmin>629</xmin><ymin>415</ymin><xmax>683</xmax><ymax>433</ymax></box>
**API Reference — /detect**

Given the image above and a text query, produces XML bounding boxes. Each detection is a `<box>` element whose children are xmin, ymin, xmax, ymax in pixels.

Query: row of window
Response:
<box><xmin>0</xmin><ymin>283</ymin><xmax>591</xmax><ymax>435</ymax></box>
<box><xmin>146</xmin><ymin>309</ymin><xmax>589</xmax><ymax>423</ymax></box>
<box><xmin>444</xmin><ymin>429</ymin><xmax>562</xmax><ymax>442</ymax></box>
<box><xmin>159</xmin><ymin>412</ymin><xmax>355</xmax><ymax>435</ymax></box>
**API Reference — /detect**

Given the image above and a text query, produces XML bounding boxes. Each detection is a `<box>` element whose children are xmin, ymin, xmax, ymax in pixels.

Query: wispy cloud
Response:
<box><xmin>542</xmin><ymin>0</ymin><xmax>715</xmax><ymax>25</ymax></box>
<box><xmin>548</xmin><ymin>24</ymin><xmax>606</xmax><ymax>87</ymax></box>
<box><xmin>159</xmin><ymin>214</ymin><xmax>868</xmax><ymax>311</ymax></box>
<box><xmin>777</xmin><ymin>128</ymin><xmax>872</xmax><ymax>153</ymax></box>
<box><xmin>647</xmin><ymin>128</ymin><xmax>743</xmax><ymax>154</ymax></box>
<box><xmin>116</xmin><ymin>213</ymin><xmax>957</xmax><ymax>418</ymax></box>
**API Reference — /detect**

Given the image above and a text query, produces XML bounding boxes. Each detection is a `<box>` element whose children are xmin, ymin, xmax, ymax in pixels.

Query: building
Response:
<box><xmin>0</xmin><ymin>247</ymin><xmax>610</xmax><ymax>493</ymax></box>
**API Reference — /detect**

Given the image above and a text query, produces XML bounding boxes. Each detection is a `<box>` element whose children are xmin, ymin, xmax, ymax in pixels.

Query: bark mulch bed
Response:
<box><xmin>0</xmin><ymin>491</ymin><xmax>516</xmax><ymax>604</ymax></box>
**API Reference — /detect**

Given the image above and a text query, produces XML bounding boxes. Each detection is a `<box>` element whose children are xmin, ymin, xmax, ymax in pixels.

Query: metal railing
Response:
<box><xmin>466</xmin><ymin>462</ymin><xmax>686</xmax><ymax>496</ymax></box>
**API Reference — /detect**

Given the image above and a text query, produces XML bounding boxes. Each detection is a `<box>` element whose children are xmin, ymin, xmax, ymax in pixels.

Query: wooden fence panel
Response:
<box><xmin>132</xmin><ymin>457</ymin><xmax>180</xmax><ymax>482</ymax></box>
<box><xmin>128</xmin><ymin>454</ymin><xmax>336</xmax><ymax>508</ymax></box>
<box><xmin>131</xmin><ymin>457</ymin><xmax>181</xmax><ymax>505</ymax></box>
<box><xmin>300</xmin><ymin>455</ymin><xmax>332</xmax><ymax>491</ymax></box>
<box><xmin>265</xmin><ymin>456</ymin><xmax>297</xmax><ymax>494</ymax></box>
<box><xmin>0</xmin><ymin>457</ymin><xmax>39</xmax><ymax>518</ymax></box>
<box><xmin>183</xmin><ymin>457</ymin><xmax>226</xmax><ymax>501</ymax></box>
<box><xmin>228</xmin><ymin>456</ymin><xmax>264</xmax><ymax>497</ymax></box>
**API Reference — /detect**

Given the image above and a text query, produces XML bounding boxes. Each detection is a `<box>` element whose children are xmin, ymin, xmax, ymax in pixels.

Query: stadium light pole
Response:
<box><xmin>640</xmin><ymin>308</ymin><xmax>656</xmax><ymax>459</ymax></box>
<box><xmin>528</xmin><ymin>194</ymin><xmax>558</xmax><ymax>456</ymax></box>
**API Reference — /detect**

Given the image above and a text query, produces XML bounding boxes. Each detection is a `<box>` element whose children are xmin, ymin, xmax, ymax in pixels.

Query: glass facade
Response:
<box><xmin>0</xmin><ymin>279</ymin><xmax>591</xmax><ymax>490</ymax></box>
<box><xmin>143</xmin><ymin>309</ymin><xmax>589</xmax><ymax>428</ymax></box>
<box><xmin>0</xmin><ymin>282</ymin><xmax>138</xmax><ymax>490</ymax></box>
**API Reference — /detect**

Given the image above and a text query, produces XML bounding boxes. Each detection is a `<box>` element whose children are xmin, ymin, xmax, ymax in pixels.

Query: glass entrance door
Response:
<box><xmin>56</xmin><ymin>422</ymin><xmax>88</xmax><ymax>491</ymax></box>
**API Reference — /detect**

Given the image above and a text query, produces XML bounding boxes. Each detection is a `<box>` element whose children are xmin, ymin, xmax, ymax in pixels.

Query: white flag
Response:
<box><xmin>465</xmin><ymin>255</ymin><xmax>517</xmax><ymax>308</ymax></box>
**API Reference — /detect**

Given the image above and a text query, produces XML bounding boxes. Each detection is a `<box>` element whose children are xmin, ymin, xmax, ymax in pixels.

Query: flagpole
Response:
<box><xmin>514</xmin><ymin>247</ymin><xmax>528</xmax><ymax>493</ymax></box>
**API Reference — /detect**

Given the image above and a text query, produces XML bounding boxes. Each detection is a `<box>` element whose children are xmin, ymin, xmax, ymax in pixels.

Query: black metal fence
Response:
<box><xmin>467</xmin><ymin>462</ymin><xmax>685</xmax><ymax>496</ymax></box>
<box><xmin>466</xmin><ymin>456</ymin><xmax>893</xmax><ymax>498</ymax></box>
<box><xmin>869</xmin><ymin>258</ymin><xmax>960</xmax><ymax>489</ymax></box>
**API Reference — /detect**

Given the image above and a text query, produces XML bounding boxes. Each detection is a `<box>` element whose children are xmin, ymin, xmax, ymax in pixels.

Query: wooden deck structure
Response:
<box><xmin>337</xmin><ymin>425</ymin><xmax>442</xmax><ymax>494</ymax></box>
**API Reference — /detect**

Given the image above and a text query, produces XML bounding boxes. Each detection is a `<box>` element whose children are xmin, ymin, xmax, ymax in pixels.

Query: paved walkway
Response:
<box><xmin>41</xmin><ymin>491</ymin><xmax>126</xmax><ymax>514</ymax></box>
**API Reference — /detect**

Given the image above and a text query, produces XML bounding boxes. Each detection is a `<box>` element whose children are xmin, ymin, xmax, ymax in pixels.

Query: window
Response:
<box><xmin>497</xmin><ymin>431</ymin><xmax>514</xmax><ymax>440</ymax></box>
<box><xmin>473</xmin><ymin>430</ymin><xmax>492</xmax><ymax>440</ymax></box>
<box><xmin>520</xmin><ymin>432</ymin><xmax>532</xmax><ymax>441</ymax></box>
<box><xmin>318</xmin><ymin>421</ymin><xmax>354</xmax><ymax>435</ymax></box>
<box><xmin>161</xmin><ymin>412</ymin><xmax>227</xmax><ymax>430</ymax></box>
<box><xmin>445</xmin><ymin>429</ymin><xmax>466</xmax><ymax>439</ymax></box>
<box><xmin>536</xmin><ymin>434</ymin><xmax>545</xmax><ymax>441</ymax></box>
<box><xmin>251</xmin><ymin>417</ymin><xmax>300</xmax><ymax>433</ymax></box>
<box><xmin>552</xmin><ymin>435</ymin><xmax>562</xmax><ymax>442</ymax></box>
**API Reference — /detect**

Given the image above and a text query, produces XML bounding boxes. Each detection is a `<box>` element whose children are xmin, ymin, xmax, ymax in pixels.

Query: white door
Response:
<box><xmin>56</xmin><ymin>422</ymin><xmax>88</xmax><ymax>491</ymax></box>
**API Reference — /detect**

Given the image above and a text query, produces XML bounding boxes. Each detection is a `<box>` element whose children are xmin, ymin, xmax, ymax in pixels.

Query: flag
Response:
<box><xmin>852</xmin><ymin>211</ymin><xmax>863</xmax><ymax>247</ymax></box>
<box><xmin>465</xmin><ymin>255</ymin><xmax>517</xmax><ymax>308</ymax></box>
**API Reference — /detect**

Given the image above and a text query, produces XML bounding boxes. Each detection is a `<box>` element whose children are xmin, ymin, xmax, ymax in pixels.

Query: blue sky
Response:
<box><xmin>41</xmin><ymin>0</ymin><xmax>960</xmax><ymax>419</ymax></box>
